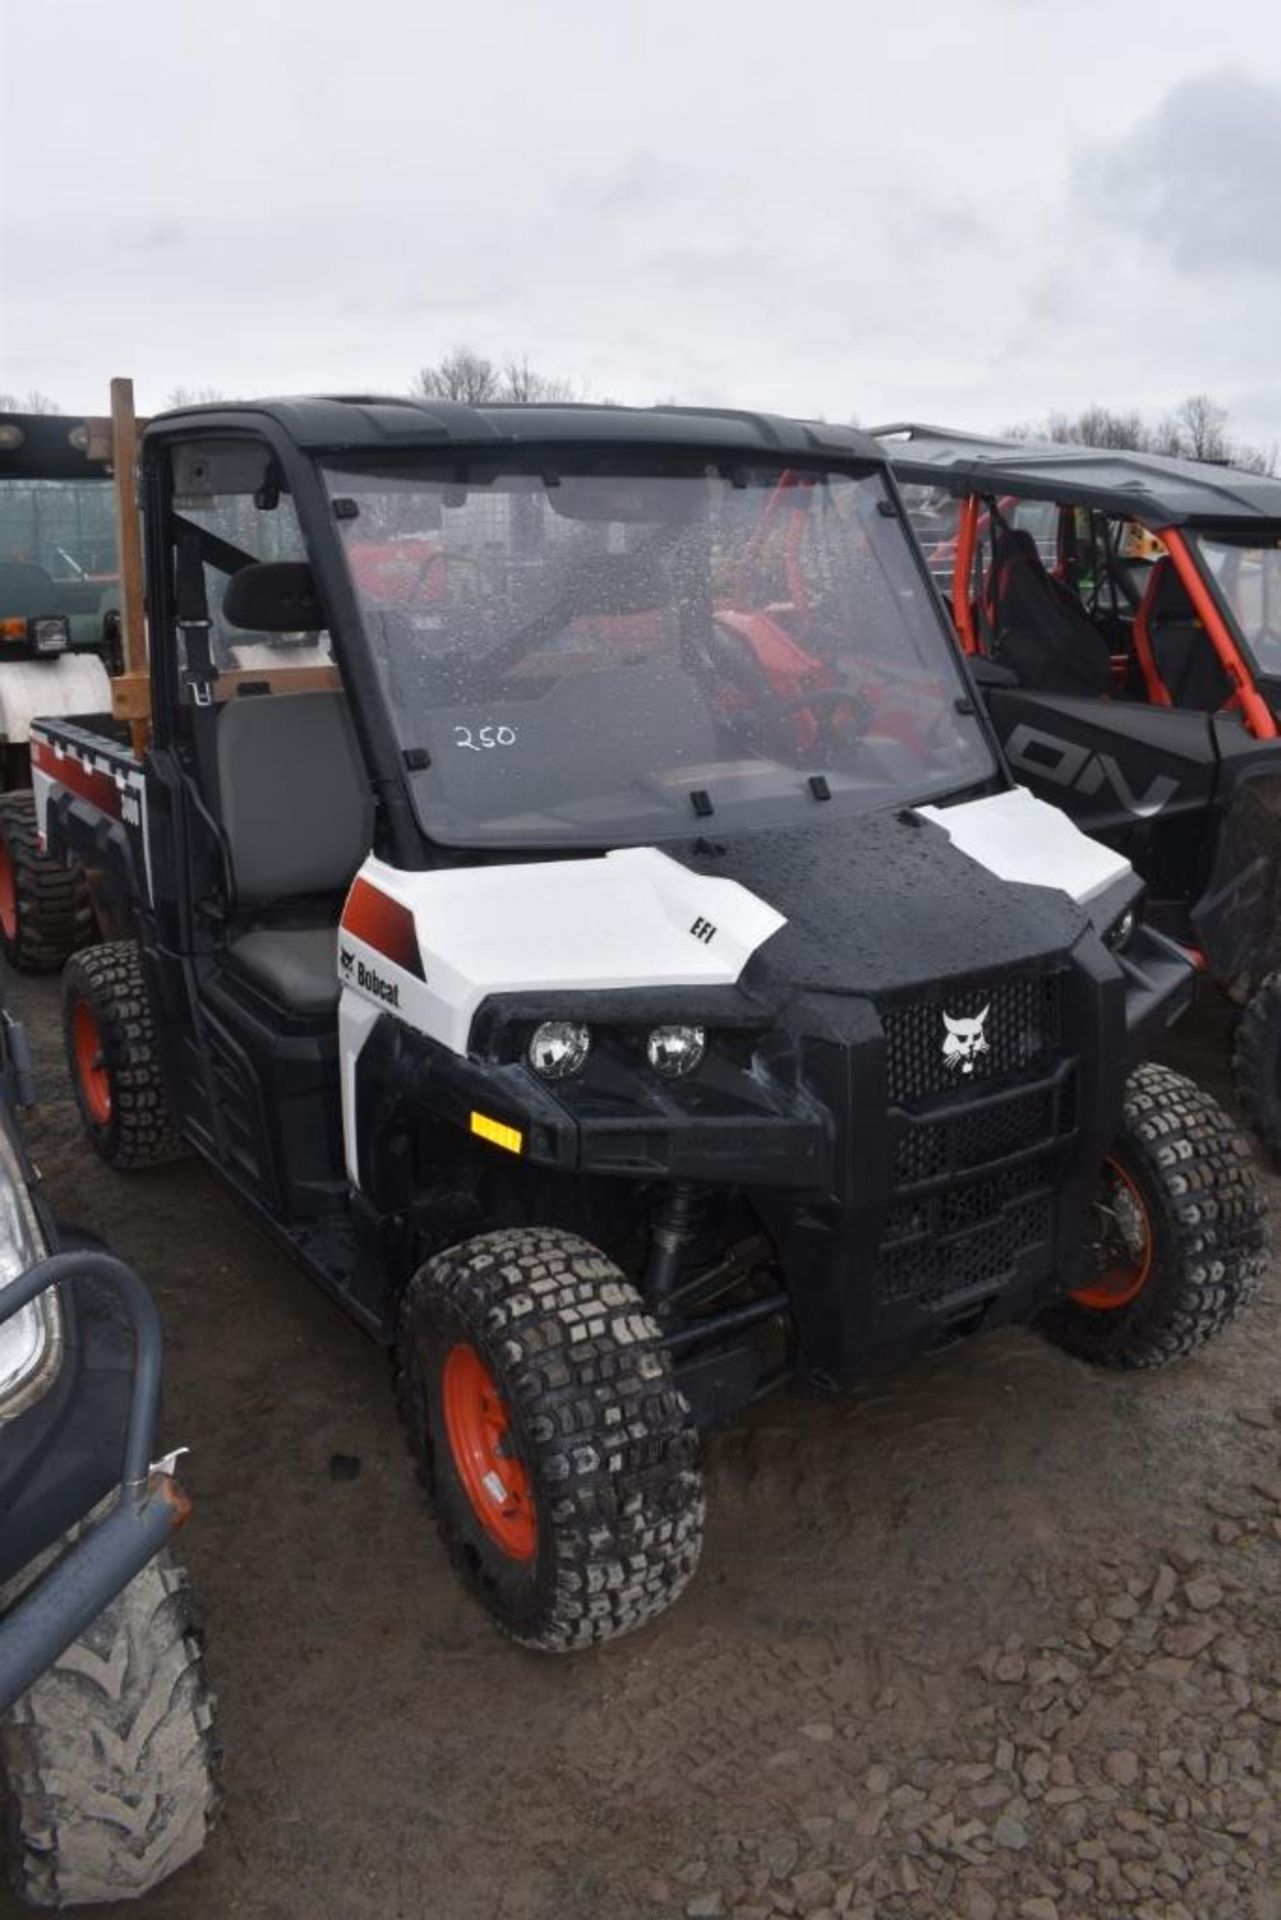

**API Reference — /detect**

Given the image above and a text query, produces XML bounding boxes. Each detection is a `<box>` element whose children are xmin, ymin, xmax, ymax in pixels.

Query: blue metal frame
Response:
<box><xmin>0</xmin><ymin>1251</ymin><xmax>187</xmax><ymax>1714</ymax></box>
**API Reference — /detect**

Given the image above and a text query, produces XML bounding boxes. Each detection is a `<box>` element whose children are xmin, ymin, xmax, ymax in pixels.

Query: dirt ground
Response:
<box><xmin>3</xmin><ymin>979</ymin><xmax>1279</xmax><ymax>1920</ymax></box>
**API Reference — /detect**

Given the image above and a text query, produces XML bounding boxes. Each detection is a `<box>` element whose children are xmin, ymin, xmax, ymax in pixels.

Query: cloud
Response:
<box><xmin>4</xmin><ymin>0</ymin><xmax>1281</xmax><ymax>446</ymax></box>
<box><xmin>1076</xmin><ymin>70</ymin><xmax>1281</xmax><ymax>275</ymax></box>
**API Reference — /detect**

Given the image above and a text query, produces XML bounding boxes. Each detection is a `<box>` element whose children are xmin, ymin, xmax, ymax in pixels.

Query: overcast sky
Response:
<box><xmin>3</xmin><ymin>0</ymin><xmax>1280</xmax><ymax>445</ymax></box>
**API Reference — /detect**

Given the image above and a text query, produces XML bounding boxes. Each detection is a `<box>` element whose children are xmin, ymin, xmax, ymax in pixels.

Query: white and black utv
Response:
<box><xmin>33</xmin><ymin>397</ymin><xmax>1267</xmax><ymax>1649</ymax></box>
<box><xmin>0</xmin><ymin>996</ymin><xmax>218</xmax><ymax>1906</ymax></box>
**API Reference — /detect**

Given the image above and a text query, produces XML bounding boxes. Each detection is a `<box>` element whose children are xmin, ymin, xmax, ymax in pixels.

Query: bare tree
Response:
<box><xmin>411</xmin><ymin>346</ymin><xmax>584</xmax><ymax>406</ymax></box>
<box><xmin>1228</xmin><ymin>438</ymin><xmax>1279</xmax><ymax>476</ymax></box>
<box><xmin>411</xmin><ymin>347</ymin><xmax>503</xmax><ymax>406</ymax></box>
<box><xmin>1009</xmin><ymin>406</ymin><xmax>1148</xmax><ymax>452</ymax></box>
<box><xmin>1170</xmin><ymin>393</ymin><xmax>1231</xmax><ymax>462</ymax></box>
<box><xmin>0</xmin><ymin>389</ymin><xmax>61</xmax><ymax>415</ymax></box>
<box><xmin>501</xmin><ymin>355</ymin><xmax>579</xmax><ymax>404</ymax></box>
<box><xmin>166</xmin><ymin>385</ymin><xmax>227</xmax><ymax>407</ymax></box>
<box><xmin>1007</xmin><ymin>395</ymin><xmax>1276</xmax><ymax>475</ymax></box>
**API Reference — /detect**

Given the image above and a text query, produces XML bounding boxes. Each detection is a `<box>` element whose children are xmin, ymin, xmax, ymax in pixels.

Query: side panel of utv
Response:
<box><xmin>988</xmin><ymin>687</ymin><xmax>1222</xmax><ymax>915</ymax></box>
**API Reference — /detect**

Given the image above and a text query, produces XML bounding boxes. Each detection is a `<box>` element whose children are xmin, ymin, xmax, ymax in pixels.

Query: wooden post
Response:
<box><xmin>108</xmin><ymin>376</ymin><xmax>152</xmax><ymax>755</ymax></box>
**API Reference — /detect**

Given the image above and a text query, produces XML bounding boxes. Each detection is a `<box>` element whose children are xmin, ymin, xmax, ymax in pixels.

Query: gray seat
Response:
<box><xmin>214</xmin><ymin>690</ymin><xmax>373</xmax><ymax>1012</ymax></box>
<box><xmin>229</xmin><ymin>926</ymin><xmax>341</xmax><ymax>1014</ymax></box>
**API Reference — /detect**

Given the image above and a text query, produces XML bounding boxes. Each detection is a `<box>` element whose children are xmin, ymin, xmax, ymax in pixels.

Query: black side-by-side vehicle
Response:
<box><xmin>879</xmin><ymin>421</ymin><xmax>1281</xmax><ymax>1156</ymax></box>
<box><xmin>32</xmin><ymin>396</ymin><xmax>1267</xmax><ymax>1649</ymax></box>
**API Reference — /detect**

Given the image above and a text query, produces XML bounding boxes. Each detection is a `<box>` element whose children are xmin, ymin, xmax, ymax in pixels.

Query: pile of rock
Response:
<box><xmin>661</xmin><ymin>1468</ymin><xmax>1281</xmax><ymax>1920</ymax></box>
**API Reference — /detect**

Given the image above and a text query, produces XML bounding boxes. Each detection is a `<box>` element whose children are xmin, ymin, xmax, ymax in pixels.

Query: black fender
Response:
<box><xmin>45</xmin><ymin>786</ymin><xmax>145</xmax><ymax>936</ymax></box>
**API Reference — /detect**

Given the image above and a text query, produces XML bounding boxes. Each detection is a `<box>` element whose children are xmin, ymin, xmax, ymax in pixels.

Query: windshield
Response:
<box><xmin>0</xmin><ymin>478</ymin><xmax>119</xmax><ymax>641</ymax></box>
<box><xmin>325</xmin><ymin>455</ymin><xmax>996</xmax><ymax>849</ymax></box>
<box><xmin>1195</xmin><ymin>531</ymin><xmax>1281</xmax><ymax>677</ymax></box>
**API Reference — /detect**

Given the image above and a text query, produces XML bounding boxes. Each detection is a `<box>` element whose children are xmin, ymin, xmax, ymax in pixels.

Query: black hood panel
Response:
<box><xmin>680</xmin><ymin>807</ymin><xmax>1088</xmax><ymax>998</ymax></box>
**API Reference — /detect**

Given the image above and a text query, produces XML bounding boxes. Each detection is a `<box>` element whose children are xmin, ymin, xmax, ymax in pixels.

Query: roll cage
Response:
<box><xmin>875</xmin><ymin>422</ymin><xmax>1281</xmax><ymax>742</ymax></box>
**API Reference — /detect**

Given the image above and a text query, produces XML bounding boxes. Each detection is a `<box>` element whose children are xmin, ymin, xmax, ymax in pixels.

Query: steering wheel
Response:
<box><xmin>692</xmin><ymin>621</ymin><xmax>873</xmax><ymax>756</ymax></box>
<box><xmin>687</xmin><ymin>620</ymin><xmax>792</xmax><ymax>746</ymax></box>
<box><xmin>775</xmin><ymin>686</ymin><xmax>873</xmax><ymax>755</ymax></box>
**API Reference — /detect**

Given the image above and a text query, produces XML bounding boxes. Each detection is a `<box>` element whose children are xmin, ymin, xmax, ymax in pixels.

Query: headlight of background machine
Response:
<box><xmin>0</xmin><ymin>1119</ymin><xmax>60</xmax><ymax>1419</ymax></box>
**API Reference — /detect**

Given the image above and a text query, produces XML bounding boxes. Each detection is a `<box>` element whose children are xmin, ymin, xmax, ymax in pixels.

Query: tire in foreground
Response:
<box><xmin>0</xmin><ymin>1547</ymin><xmax>220</xmax><ymax>1908</ymax></box>
<box><xmin>396</xmin><ymin>1226</ymin><xmax>705</xmax><ymax>1651</ymax></box>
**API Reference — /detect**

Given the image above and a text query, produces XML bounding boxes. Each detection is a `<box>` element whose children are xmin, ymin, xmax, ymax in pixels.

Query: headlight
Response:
<box><xmin>1105</xmin><ymin>905</ymin><xmax>1139</xmax><ymax>953</ymax></box>
<box><xmin>527</xmin><ymin>1020</ymin><xmax>591</xmax><ymax>1080</ymax></box>
<box><xmin>647</xmin><ymin>1024</ymin><xmax>706</xmax><ymax>1078</ymax></box>
<box><xmin>0</xmin><ymin>1117</ymin><xmax>59</xmax><ymax>1419</ymax></box>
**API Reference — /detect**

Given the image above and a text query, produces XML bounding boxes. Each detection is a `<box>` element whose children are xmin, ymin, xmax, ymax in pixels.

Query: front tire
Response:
<box><xmin>62</xmin><ymin>943</ymin><xmax>186</xmax><ymax>1168</ymax></box>
<box><xmin>1232</xmin><ymin>972</ymin><xmax>1281</xmax><ymax>1160</ymax></box>
<box><xmin>0</xmin><ymin>1548</ymin><xmax>220</xmax><ymax>1908</ymax></box>
<box><xmin>396</xmin><ymin>1227</ymin><xmax>705</xmax><ymax>1651</ymax></box>
<box><xmin>1039</xmin><ymin>1062</ymin><xmax>1267</xmax><ymax>1369</ymax></box>
<box><xmin>0</xmin><ymin>793</ymin><xmax>92</xmax><ymax>975</ymax></box>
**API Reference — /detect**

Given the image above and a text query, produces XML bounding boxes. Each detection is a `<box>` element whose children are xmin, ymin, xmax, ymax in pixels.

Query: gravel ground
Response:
<box><xmin>1</xmin><ymin>978</ymin><xmax>1278</xmax><ymax>1920</ymax></box>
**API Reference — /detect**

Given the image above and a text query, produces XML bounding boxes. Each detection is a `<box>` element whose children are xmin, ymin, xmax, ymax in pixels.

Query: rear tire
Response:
<box><xmin>62</xmin><ymin>943</ymin><xmax>186</xmax><ymax>1168</ymax></box>
<box><xmin>0</xmin><ymin>1547</ymin><xmax>220</xmax><ymax>1908</ymax></box>
<box><xmin>0</xmin><ymin>793</ymin><xmax>92</xmax><ymax>975</ymax></box>
<box><xmin>396</xmin><ymin>1227</ymin><xmax>705</xmax><ymax>1651</ymax></box>
<box><xmin>1039</xmin><ymin>1063</ymin><xmax>1267</xmax><ymax>1369</ymax></box>
<box><xmin>1232</xmin><ymin>972</ymin><xmax>1281</xmax><ymax>1160</ymax></box>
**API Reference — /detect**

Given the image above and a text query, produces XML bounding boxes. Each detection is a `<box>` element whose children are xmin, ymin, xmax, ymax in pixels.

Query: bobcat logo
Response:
<box><xmin>942</xmin><ymin>1006</ymin><xmax>990</xmax><ymax>1076</ymax></box>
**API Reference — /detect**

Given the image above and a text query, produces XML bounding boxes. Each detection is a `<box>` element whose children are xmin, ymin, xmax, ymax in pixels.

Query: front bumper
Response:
<box><xmin>360</xmin><ymin>924</ymin><xmax>1195</xmax><ymax>1395</ymax></box>
<box><xmin>0</xmin><ymin>1253</ymin><xmax>188</xmax><ymax>1714</ymax></box>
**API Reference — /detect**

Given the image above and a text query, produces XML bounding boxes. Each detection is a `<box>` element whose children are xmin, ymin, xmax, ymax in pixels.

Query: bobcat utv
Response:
<box><xmin>34</xmin><ymin>395</ymin><xmax>1265</xmax><ymax>1650</ymax></box>
<box><xmin>0</xmin><ymin>410</ymin><xmax>125</xmax><ymax>972</ymax></box>
<box><xmin>879</xmin><ymin>422</ymin><xmax>1281</xmax><ymax>1158</ymax></box>
<box><xmin>0</xmin><ymin>994</ymin><xmax>218</xmax><ymax>1906</ymax></box>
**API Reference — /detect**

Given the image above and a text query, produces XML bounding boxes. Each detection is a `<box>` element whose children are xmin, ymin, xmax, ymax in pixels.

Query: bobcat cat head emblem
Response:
<box><xmin>942</xmin><ymin>1006</ymin><xmax>990</xmax><ymax>1075</ymax></box>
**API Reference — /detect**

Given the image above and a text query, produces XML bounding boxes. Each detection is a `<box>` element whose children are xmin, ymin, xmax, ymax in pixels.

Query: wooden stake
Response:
<box><xmin>108</xmin><ymin>376</ymin><xmax>151</xmax><ymax>756</ymax></box>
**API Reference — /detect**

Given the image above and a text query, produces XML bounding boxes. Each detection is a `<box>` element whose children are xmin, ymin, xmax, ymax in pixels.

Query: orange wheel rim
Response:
<box><xmin>1071</xmin><ymin>1156</ymin><xmax>1153</xmax><ymax>1311</ymax></box>
<box><xmin>0</xmin><ymin>842</ymin><xmax>16</xmax><ymax>943</ymax></box>
<box><xmin>71</xmin><ymin>1000</ymin><xmax>112</xmax><ymax>1126</ymax></box>
<box><xmin>440</xmin><ymin>1343</ymin><xmax>537</xmax><ymax>1560</ymax></box>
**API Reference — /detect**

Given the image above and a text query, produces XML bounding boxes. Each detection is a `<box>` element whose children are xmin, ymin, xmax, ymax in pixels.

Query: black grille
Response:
<box><xmin>893</xmin><ymin>1072</ymin><xmax>1077</xmax><ymax>1186</ymax></box>
<box><xmin>877</xmin><ymin>1166</ymin><xmax>1052</xmax><ymax>1309</ymax></box>
<box><xmin>882</xmin><ymin>973</ymin><xmax>1064</xmax><ymax>1107</ymax></box>
<box><xmin>872</xmin><ymin>969</ymin><xmax>1075</xmax><ymax>1317</ymax></box>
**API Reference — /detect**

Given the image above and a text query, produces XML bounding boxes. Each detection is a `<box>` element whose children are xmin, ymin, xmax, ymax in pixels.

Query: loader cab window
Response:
<box><xmin>0</xmin><ymin>476</ymin><xmax>120</xmax><ymax>646</ymax></box>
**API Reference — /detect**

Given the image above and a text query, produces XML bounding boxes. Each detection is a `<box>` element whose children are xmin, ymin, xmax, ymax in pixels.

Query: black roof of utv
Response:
<box><xmin>146</xmin><ymin>395</ymin><xmax>887</xmax><ymax>464</ymax></box>
<box><xmin>0</xmin><ymin>412</ymin><xmax>113</xmax><ymax>481</ymax></box>
<box><xmin>873</xmin><ymin>422</ymin><xmax>1281</xmax><ymax>527</ymax></box>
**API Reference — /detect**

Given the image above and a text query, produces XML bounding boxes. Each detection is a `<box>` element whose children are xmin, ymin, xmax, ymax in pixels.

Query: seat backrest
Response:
<box><xmin>1138</xmin><ymin>558</ymin><xmax>1232</xmax><ymax>713</ymax></box>
<box><xmin>0</xmin><ymin>562</ymin><xmax>58</xmax><ymax>618</ymax></box>
<box><xmin>215</xmin><ymin>690</ymin><xmax>374</xmax><ymax>906</ymax></box>
<box><xmin>987</xmin><ymin>524</ymin><xmax>1114</xmax><ymax>697</ymax></box>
